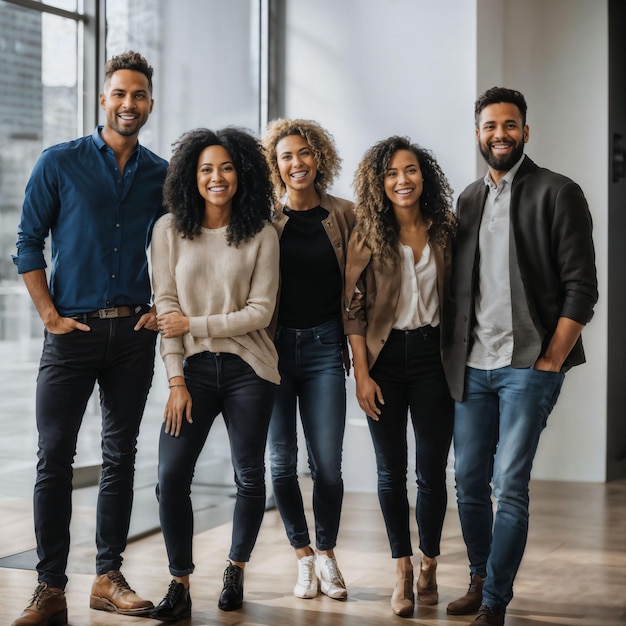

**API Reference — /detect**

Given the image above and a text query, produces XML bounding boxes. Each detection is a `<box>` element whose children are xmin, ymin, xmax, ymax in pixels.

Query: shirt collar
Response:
<box><xmin>92</xmin><ymin>126</ymin><xmax>141</xmax><ymax>158</ymax></box>
<box><xmin>483</xmin><ymin>153</ymin><xmax>526</xmax><ymax>190</ymax></box>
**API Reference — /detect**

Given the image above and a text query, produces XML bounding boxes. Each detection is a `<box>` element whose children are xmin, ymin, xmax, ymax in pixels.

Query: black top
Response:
<box><xmin>278</xmin><ymin>205</ymin><xmax>343</xmax><ymax>329</ymax></box>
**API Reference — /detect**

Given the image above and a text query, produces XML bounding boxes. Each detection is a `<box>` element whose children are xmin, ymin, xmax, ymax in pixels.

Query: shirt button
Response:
<box><xmin>116</xmin><ymin>223</ymin><xmax>120</xmax><ymax>228</ymax></box>
<box><xmin>111</xmin><ymin>274</ymin><xmax>116</xmax><ymax>278</ymax></box>
<box><xmin>113</xmin><ymin>247</ymin><xmax>118</xmax><ymax>252</ymax></box>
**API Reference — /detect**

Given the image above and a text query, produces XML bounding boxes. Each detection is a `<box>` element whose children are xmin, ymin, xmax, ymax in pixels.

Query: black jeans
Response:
<box><xmin>34</xmin><ymin>313</ymin><xmax>156</xmax><ymax>589</ymax></box>
<box><xmin>157</xmin><ymin>352</ymin><xmax>275</xmax><ymax>576</ymax></box>
<box><xmin>368</xmin><ymin>326</ymin><xmax>454</xmax><ymax>559</ymax></box>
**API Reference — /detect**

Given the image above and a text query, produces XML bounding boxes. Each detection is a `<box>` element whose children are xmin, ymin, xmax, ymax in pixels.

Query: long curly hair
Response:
<box><xmin>262</xmin><ymin>118</ymin><xmax>341</xmax><ymax>200</ymax></box>
<box><xmin>353</xmin><ymin>136</ymin><xmax>456</xmax><ymax>268</ymax></box>
<box><xmin>163</xmin><ymin>127</ymin><xmax>273</xmax><ymax>246</ymax></box>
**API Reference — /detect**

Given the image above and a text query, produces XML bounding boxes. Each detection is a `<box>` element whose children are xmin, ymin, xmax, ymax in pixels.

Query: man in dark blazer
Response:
<box><xmin>442</xmin><ymin>87</ymin><xmax>598</xmax><ymax>626</ymax></box>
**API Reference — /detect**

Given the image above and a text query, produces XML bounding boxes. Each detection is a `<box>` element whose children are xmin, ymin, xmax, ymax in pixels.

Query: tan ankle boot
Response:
<box><xmin>416</xmin><ymin>559</ymin><xmax>438</xmax><ymax>605</ymax></box>
<box><xmin>390</xmin><ymin>560</ymin><xmax>414</xmax><ymax>617</ymax></box>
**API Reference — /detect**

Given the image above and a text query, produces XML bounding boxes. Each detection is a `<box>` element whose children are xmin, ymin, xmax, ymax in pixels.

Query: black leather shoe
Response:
<box><xmin>471</xmin><ymin>604</ymin><xmax>505</xmax><ymax>625</ymax></box>
<box><xmin>150</xmin><ymin>581</ymin><xmax>191</xmax><ymax>622</ymax></box>
<box><xmin>218</xmin><ymin>562</ymin><xmax>244</xmax><ymax>611</ymax></box>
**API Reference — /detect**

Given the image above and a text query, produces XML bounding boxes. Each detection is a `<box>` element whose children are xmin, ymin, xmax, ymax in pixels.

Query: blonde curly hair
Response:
<box><xmin>353</xmin><ymin>136</ymin><xmax>457</xmax><ymax>269</ymax></box>
<box><xmin>262</xmin><ymin>118</ymin><xmax>342</xmax><ymax>200</ymax></box>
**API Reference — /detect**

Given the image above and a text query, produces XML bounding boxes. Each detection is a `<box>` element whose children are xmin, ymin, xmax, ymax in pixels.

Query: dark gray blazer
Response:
<box><xmin>441</xmin><ymin>156</ymin><xmax>598</xmax><ymax>402</ymax></box>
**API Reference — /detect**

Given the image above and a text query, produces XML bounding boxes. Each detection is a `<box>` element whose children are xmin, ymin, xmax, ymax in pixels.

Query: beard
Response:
<box><xmin>479</xmin><ymin>139</ymin><xmax>525</xmax><ymax>173</ymax></box>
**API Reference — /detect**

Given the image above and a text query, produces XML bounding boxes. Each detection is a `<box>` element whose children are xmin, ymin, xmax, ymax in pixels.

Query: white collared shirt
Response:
<box><xmin>467</xmin><ymin>155</ymin><xmax>525</xmax><ymax>369</ymax></box>
<box><xmin>393</xmin><ymin>241</ymin><xmax>439</xmax><ymax>330</ymax></box>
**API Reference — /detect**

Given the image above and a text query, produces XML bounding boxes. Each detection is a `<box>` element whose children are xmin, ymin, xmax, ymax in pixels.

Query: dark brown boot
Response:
<box><xmin>11</xmin><ymin>583</ymin><xmax>67</xmax><ymax>626</ymax></box>
<box><xmin>446</xmin><ymin>573</ymin><xmax>484</xmax><ymax>615</ymax></box>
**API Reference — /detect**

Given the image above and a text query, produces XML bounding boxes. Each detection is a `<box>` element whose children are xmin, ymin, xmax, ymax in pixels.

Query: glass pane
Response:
<box><xmin>105</xmin><ymin>0</ymin><xmax>261</xmax><ymax>157</ymax></box>
<box><xmin>40</xmin><ymin>0</ymin><xmax>78</xmax><ymax>10</ymax></box>
<box><xmin>0</xmin><ymin>0</ymin><xmax>79</xmax><ymax>325</ymax></box>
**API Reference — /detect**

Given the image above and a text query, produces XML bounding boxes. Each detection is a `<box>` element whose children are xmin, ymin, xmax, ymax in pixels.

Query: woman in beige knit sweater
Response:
<box><xmin>149</xmin><ymin>127</ymin><xmax>279</xmax><ymax>620</ymax></box>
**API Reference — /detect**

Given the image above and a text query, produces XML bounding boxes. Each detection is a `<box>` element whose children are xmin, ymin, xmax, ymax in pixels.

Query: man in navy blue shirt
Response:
<box><xmin>11</xmin><ymin>51</ymin><xmax>168</xmax><ymax>626</ymax></box>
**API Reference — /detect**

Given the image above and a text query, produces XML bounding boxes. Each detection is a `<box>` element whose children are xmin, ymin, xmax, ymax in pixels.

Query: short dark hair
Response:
<box><xmin>475</xmin><ymin>87</ymin><xmax>527</xmax><ymax>127</ymax></box>
<box><xmin>104</xmin><ymin>51</ymin><xmax>154</xmax><ymax>93</ymax></box>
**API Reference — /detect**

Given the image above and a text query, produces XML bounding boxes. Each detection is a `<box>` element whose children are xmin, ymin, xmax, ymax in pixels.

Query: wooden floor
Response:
<box><xmin>1</xmin><ymin>478</ymin><xmax>625</xmax><ymax>626</ymax></box>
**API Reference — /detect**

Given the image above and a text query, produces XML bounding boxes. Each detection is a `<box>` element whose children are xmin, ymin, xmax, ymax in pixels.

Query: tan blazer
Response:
<box><xmin>343</xmin><ymin>230</ymin><xmax>452</xmax><ymax>369</ymax></box>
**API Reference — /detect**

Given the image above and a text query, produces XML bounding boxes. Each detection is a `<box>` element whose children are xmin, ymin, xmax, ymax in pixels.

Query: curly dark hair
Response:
<box><xmin>262</xmin><ymin>118</ymin><xmax>341</xmax><ymax>200</ymax></box>
<box><xmin>163</xmin><ymin>127</ymin><xmax>274</xmax><ymax>246</ymax></box>
<box><xmin>353</xmin><ymin>136</ymin><xmax>456</xmax><ymax>268</ymax></box>
<box><xmin>475</xmin><ymin>86</ymin><xmax>527</xmax><ymax>126</ymax></box>
<box><xmin>104</xmin><ymin>50</ymin><xmax>153</xmax><ymax>93</ymax></box>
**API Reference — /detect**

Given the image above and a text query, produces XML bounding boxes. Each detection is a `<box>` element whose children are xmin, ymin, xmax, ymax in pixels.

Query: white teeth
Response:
<box><xmin>396</xmin><ymin>189</ymin><xmax>413</xmax><ymax>195</ymax></box>
<box><xmin>291</xmin><ymin>171</ymin><xmax>307</xmax><ymax>178</ymax></box>
<box><xmin>209</xmin><ymin>186</ymin><xmax>226</xmax><ymax>192</ymax></box>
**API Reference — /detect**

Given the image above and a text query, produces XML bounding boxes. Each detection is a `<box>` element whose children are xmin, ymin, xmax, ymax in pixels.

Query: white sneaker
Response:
<box><xmin>315</xmin><ymin>554</ymin><xmax>347</xmax><ymax>600</ymax></box>
<box><xmin>294</xmin><ymin>555</ymin><xmax>318</xmax><ymax>598</ymax></box>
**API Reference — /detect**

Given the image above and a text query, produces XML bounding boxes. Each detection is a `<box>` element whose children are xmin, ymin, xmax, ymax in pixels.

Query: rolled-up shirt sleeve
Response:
<box><xmin>12</xmin><ymin>150</ymin><xmax>59</xmax><ymax>274</ymax></box>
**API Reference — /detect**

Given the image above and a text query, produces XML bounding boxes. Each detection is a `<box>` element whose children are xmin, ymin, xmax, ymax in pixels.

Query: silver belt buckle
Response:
<box><xmin>98</xmin><ymin>307</ymin><xmax>119</xmax><ymax>319</ymax></box>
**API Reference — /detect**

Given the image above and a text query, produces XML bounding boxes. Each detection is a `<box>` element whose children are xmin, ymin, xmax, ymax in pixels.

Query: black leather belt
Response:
<box><xmin>72</xmin><ymin>305</ymin><xmax>144</xmax><ymax>320</ymax></box>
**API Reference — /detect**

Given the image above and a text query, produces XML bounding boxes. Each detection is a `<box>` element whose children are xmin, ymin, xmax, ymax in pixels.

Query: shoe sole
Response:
<box><xmin>90</xmin><ymin>595</ymin><xmax>154</xmax><ymax>616</ymax></box>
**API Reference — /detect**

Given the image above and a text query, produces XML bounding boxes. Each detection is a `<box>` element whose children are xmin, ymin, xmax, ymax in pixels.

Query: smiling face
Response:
<box><xmin>99</xmin><ymin>69</ymin><xmax>153</xmax><ymax>138</ymax></box>
<box><xmin>477</xmin><ymin>101</ymin><xmax>529</xmax><ymax>178</ymax></box>
<box><xmin>196</xmin><ymin>144</ymin><xmax>238</xmax><ymax>214</ymax></box>
<box><xmin>275</xmin><ymin>133</ymin><xmax>318</xmax><ymax>194</ymax></box>
<box><xmin>383</xmin><ymin>149</ymin><xmax>424</xmax><ymax>212</ymax></box>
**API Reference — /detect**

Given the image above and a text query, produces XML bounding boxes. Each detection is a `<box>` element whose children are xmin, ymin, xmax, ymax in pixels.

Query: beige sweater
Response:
<box><xmin>151</xmin><ymin>214</ymin><xmax>280</xmax><ymax>384</ymax></box>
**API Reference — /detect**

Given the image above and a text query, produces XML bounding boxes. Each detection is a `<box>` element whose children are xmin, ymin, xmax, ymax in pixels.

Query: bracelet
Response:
<box><xmin>169</xmin><ymin>384</ymin><xmax>186</xmax><ymax>389</ymax></box>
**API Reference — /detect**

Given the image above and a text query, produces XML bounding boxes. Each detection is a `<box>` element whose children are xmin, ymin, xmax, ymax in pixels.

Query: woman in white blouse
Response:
<box><xmin>344</xmin><ymin>136</ymin><xmax>456</xmax><ymax>618</ymax></box>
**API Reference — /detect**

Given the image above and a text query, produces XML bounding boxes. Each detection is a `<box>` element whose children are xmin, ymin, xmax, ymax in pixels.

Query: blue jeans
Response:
<box><xmin>157</xmin><ymin>352</ymin><xmax>275</xmax><ymax>575</ymax></box>
<box><xmin>454</xmin><ymin>365</ymin><xmax>565</xmax><ymax>612</ymax></box>
<box><xmin>368</xmin><ymin>326</ymin><xmax>454</xmax><ymax>559</ymax></box>
<box><xmin>268</xmin><ymin>318</ymin><xmax>346</xmax><ymax>551</ymax></box>
<box><xmin>34</xmin><ymin>312</ymin><xmax>156</xmax><ymax>589</ymax></box>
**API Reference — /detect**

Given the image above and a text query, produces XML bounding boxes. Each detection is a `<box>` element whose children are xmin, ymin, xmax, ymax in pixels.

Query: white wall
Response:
<box><xmin>494</xmin><ymin>0</ymin><xmax>609</xmax><ymax>481</ymax></box>
<box><xmin>281</xmin><ymin>0</ymin><xmax>609</xmax><ymax>487</ymax></box>
<box><xmin>157</xmin><ymin>0</ymin><xmax>262</xmax><ymax>155</ymax></box>
<box><xmin>282</xmin><ymin>0</ymin><xmax>478</xmax><ymax>491</ymax></box>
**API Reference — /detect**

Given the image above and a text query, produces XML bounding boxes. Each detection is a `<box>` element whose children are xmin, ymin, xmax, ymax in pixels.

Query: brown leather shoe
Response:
<box><xmin>11</xmin><ymin>583</ymin><xmax>67</xmax><ymax>626</ymax></box>
<box><xmin>471</xmin><ymin>604</ymin><xmax>505</xmax><ymax>625</ymax></box>
<box><xmin>447</xmin><ymin>573</ymin><xmax>484</xmax><ymax>615</ymax></box>
<box><xmin>89</xmin><ymin>570</ymin><xmax>153</xmax><ymax>616</ymax></box>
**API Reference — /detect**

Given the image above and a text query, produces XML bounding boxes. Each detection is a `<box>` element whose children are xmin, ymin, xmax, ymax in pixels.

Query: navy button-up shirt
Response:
<box><xmin>13</xmin><ymin>127</ymin><xmax>168</xmax><ymax>316</ymax></box>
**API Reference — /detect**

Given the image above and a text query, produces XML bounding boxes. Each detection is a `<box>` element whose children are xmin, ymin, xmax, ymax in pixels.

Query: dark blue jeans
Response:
<box><xmin>157</xmin><ymin>352</ymin><xmax>275</xmax><ymax>576</ymax></box>
<box><xmin>268</xmin><ymin>318</ymin><xmax>346</xmax><ymax>551</ymax></box>
<box><xmin>34</xmin><ymin>313</ymin><xmax>156</xmax><ymax>589</ymax></box>
<box><xmin>368</xmin><ymin>326</ymin><xmax>453</xmax><ymax>559</ymax></box>
<box><xmin>454</xmin><ymin>365</ymin><xmax>565</xmax><ymax>612</ymax></box>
